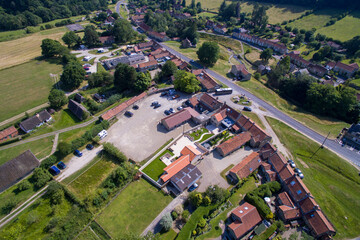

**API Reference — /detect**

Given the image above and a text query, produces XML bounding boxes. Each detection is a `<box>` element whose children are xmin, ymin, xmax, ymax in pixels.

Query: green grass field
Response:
<box><xmin>186</xmin><ymin>0</ymin><xmax>230</xmax><ymax>12</ymax></box>
<box><xmin>77</xmin><ymin>227</ymin><xmax>99</xmax><ymax>240</ymax></box>
<box><xmin>67</xmin><ymin>155</ymin><xmax>117</xmax><ymax>199</ymax></box>
<box><xmin>0</xmin><ymin>136</ymin><xmax>54</xmax><ymax>165</ymax></box>
<box><xmin>237</xmin><ymin>78</ymin><xmax>348</xmax><ymax>138</ymax></box>
<box><xmin>189</xmin><ymin>128</ymin><xmax>209</xmax><ymax>140</ymax></box>
<box><xmin>0</xmin><ymin>60</ymin><xmax>62</xmax><ymax>122</ymax></box>
<box><xmin>267</xmin><ymin>117</ymin><xmax>360</xmax><ymax>239</ymax></box>
<box><xmin>97</xmin><ymin>179</ymin><xmax>172</xmax><ymax>237</ymax></box>
<box><xmin>142</xmin><ymin>149</ymin><xmax>174</xmax><ymax>180</ymax></box>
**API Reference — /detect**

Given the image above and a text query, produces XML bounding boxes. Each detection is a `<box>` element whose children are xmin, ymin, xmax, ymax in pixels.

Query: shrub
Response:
<box><xmin>32</xmin><ymin>168</ymin><xmax>52</xmax><ymax>188</ymax></box>
<box><xmin>40</xmin><ymin>155</ymin><xmax>58</xmax><ymax>169</ymax></box>
<box><xmin>1</xmin><ymin>199</ymin><xmax>17</xmax><ymax>214</ymax></box>
<box><xmin>182</xmin><ymin>210</ymin><xmax>190</xmax><ymax>221</ymax></box>
<box><xmin>198</xmin><ymin>217</ymin><xmax>206</xmax><ymax>228</ymax></box>
<box><xmin>47</xmin><ymin>181</ymin><xmax>65</xmax><ymax>205</ymax></box>
<box><xmin>159</xmin><ymin>213</ymin><xmax>173</xmax><ymax>232</ymax></box>
<box><xmin>103</xmin><ymin>142</ymin><xmax>127</xmax><ymax>162</ymax></box>
<box><xmin>254</xmin><ymin>72</ymin><xmax>261</xmax><ymax>80</ymax></box>
<box><xmin>171</xmin><ymin>211</ymin><xmax>178</xmax><ymax>220</ymax></box>
<box><xmin>174</xmin><ymin>204</ymin><xmax>184</xmax><ymax>215</ymax></box>
<box><xmin>17</xmin><ymin>180</ymin><xmax>31</xmax><ymax>191</ymax></box>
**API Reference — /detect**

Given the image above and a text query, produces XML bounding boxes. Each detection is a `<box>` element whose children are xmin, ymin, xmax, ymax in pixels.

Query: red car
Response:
<box><xmin>172</xmin><ymin>94</ymin><xmax>180</xmax><ymax>100</ymax></box>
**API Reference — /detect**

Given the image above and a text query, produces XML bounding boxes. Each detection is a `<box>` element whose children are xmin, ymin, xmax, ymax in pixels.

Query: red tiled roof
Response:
<box><xmin>278</xmin><ymin>164</ymin><xmax>295</xmax><ymax>182</ymax></box>
<box><xmin>261</xmin><ymin>162</ymin><xmax>272</xmax><ymax>171</ymax></box>
<box><xmin>188</xmin><ymin>96</ymin><xmax>199</xmax><ymax>107</ymax></box>
<box><xmin>305</xmin><ymin>210</ymin><xmax>335</xmax><ymax>237</ymax></box>
<box><xmin>138</xmin><ymin>60</ymin><xmax>158</xmax><ymax>69</ymax></box>
<box><xmin>247</xmin><ymin>123</ymin><xmax>271</xmax><ymax>144</ymax></box>
<box><xmin>192</xmin><ymin>69</ymin><xmax>203</xmax><ymax>76</ymax></box>
<box><xmin>279</xmin><ymin>205</ymin><xmax>301</xmax><ymax>220</ymax></box>
<box><xmin>229</xmin><ymin>202</ymin><xmax>262</xmax><ymax>239</ymax></box>
<box><xmin>180</xmin><ymin>145</ymin><xmax>201</xmax><ymax>161</ymax></box>
<box><xmin>217</xmin><ymin>132</ymin><xmax>251</xmax><ymax>156</ymax></box>
<box><xmin>213</xmin><ymin>109</ymin><xmax>227</xmax><ymax>122</ymax></box>
<box><xmin>197</xmin><ymin>72</ymin><xmax>219</xmax><ymax>90</ymax></box>
<box><xmin>99</xmin><ymin>36</ymin><xmax>114</xmax><ymax>44</ymax></box>
<box><xmin>335</xmin><ymin>61</ymin><xmax>359</xmax><ymax>72</ymax></box>
<box><xmin>259</xmin><ymin>143</ymin><xmax>277</xmax><ymax>160</ymax></box>
<box><xmin>154</xmin><ymin>52</ymin><xmax>170</xmax><ymax>59</ymax></box>
<box><xmin>161</xmin><ymin>107</ymin><xmax>199</xmax><ymax>130</ymax></box>
<box><xmin>199</xmin><ymin>93</ymin><xmax>222</xmax><ymax>111</ymax></box>
<box><xmin>285</xmin><ymin>175</ymin><xmax>311</xmax><ymax>202</ymax></box>
<box><xmin>299</xmin><ymin>196</ymin><xmax>319</xmax><ymax>214</ymax></box>
<box><xmin>0</xmin><ymin>126</ymin><xmax>18</xmax><ymax>140</ymax></box>
<box><xmin>233</xmin><ymin>64</ymin><xmax>250</xmax><ymax>76</ymax></box>
<box><xmin>229</xmin><ymin>152</ymin><xmax>261</xmax><ymax>179</ymax></box>
<box><xmin>218</xmin><ymin>104</ymin><xmax>240</xmax><ymax>121</ymax></box>
<box><xmin>278</xmin><ymin>192</ymin><xmax>295</xmax><ymax>208</ymax></box>
<box><xmin>160</xmin><ymin>155</ymin><xmax>191</xmax><ymax>182</ymax></box>
<box><xmin>326</xmin><ymin>61</ymin><xmax>336</xmax><ymax>68</ymax></box>
<box><xmin>269</xmin><ymin>152</ymin><xmax>287</xmax><ymax>173</ymax></box>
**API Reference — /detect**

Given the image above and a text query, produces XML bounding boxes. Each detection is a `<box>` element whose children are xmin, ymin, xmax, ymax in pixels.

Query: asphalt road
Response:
<box><xmin>159</xmin><ymin>42</ymin><xmax>360</xmax><ymax>167</ymax></box>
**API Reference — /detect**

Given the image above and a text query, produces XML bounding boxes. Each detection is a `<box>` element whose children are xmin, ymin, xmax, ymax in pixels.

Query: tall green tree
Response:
<box><xmin>48</xmin><ymin>89</ymin><xmax>68</xmax><ymax>109</ymax></box>
<box><xmin>260</xmin><ymin>48</ymin><xmax>273</xmax><ymax>63</ymax></box>
<box><xmin>114</xmin><ymin>63</ymin><xmax>137</xmax><ymax>91</ymax></box>
<box><xmin>197</xmin><ymin>41</ymin><xmax>220</xmax><ymax>66</ymax></box>
<box><xmin>112</xmin><ymin>18</ymin><xmax>137</xmax><ymax>43</ymax></box>
<box><xmin>62</xmin><ymin>31</ymin><xmax>81</xmax><ymax>48</ymax></box>
<box><xmin>41</xmin><ymin>39</ymin><xmax>69</xmax><ymax>58</ymax></box>
<box><xmin>83</xmin><ymin>25</ymin><xmax>99</xmax><ymax>47</ymax></box>
<box><xmin>161</xmin><ymin>61</ymin><xmax>178</xmax><ymax>78</ymax></box>
<box><xmin>173</xmin><ymin>70</ymin><xmax>201</xmax><ymax>93</ymax></box>
<box><xmin>134</xmin><ymin>72</ymin><xmax>151</xmax><ymax>92</ymax></box>
<box><xmin>251</xmin><ymin>4</ymin><xmax>268</xmax><ymax>30</ymax></box>
<box><xmin>60</xmin><ymin>61</ymin><xmax>85</xmax><ymax>90</ymax></box>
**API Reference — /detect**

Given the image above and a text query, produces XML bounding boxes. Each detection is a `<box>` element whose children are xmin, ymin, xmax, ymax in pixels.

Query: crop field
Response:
<box><xmin>267</xmin><ymin>117</ymin><xmax>360</xmax><ymax>239</ymax></box>
<box><xmin>0</xmin><ymin>60</ymin><xmax>62</xmax><ymax>122</ymax></box>
<box><xmin>97</xmin><ymin>179</ymin><xmax>172</xmax><ymax>237</ymax></box>
<box><xmin>0</xmin><ymin>27</ymin><xmax>66</xmax><ymax>70</ymax></box>
<box><xmin>0</xmin><ymin>136</ymin><xmax>54</xmax><ymax>165</ymax></box>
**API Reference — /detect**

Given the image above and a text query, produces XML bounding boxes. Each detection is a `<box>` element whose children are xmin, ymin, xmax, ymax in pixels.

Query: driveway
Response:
<box><xmin>104</xmin><ymin>92</ymin><xmax>197</xmax><ymax>162</ymax></box>
<box><xmin>56</xmin><ymin>146</ymin><xmax>103</xmax><ymax>182</ymax></box>
<box><xmin>196</xmin><ymin>146</ymin><xmax>255</xmax><ymax>192</ymax></box>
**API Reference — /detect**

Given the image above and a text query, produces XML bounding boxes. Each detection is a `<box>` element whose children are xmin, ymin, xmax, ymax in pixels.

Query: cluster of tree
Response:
<box><xmin>41</xmin><ymin>39</ymin><xmax>69</xmax><ymax>58</ymax></box>
<box><xmin>219</xmin><ymin>1</ymin><xmax>242</xmax><ymax>21</ymax></box>
<box><xmin>88</xmin><ymin>72</ymin><xmax>114</xmax><ymax>88</ymax></box>
<box><xmin>114</xmin><ymin>63</ymin><xmax>151</xmax><ymax>92</ymax></box>
<box><xmin>197</xmin><ymin>41</ymin><xmax>220</xmax><ymax>66</ymax></box>
<box><xmin>156</xmin><ymin>61</ymin><xmax>178</xmax><ymax>82</ymax></box>
<box><xmin>48</xmin><ymin>89</ymin><xmax>68</xmax><ymax>110</ymax></box>
<box><xmin>173</xmin><ymin>70</ymin><xmax>201</xmax><ymax>93</ymax></box>
<box><xmin>57</xmin><ymin>120</ymin><xmax>110</xmax><ymax>156</ymax></box>
<box><xmin>246</xmin><ymin>0</ymin><xmax>360</xmax><ymax>9</ymax></box>
<box><xmin>0</xmin><ymin>0</ymin><xmax>107</xmax><ymax>30</ymax></box>
<box><xmin>268</xmin><ymin>57</ymin><xmax>359</xmax><ymax>123</ymax></box>
<box><xmin>85</xmin><ymin>93</ymin><xmax>124</xmax><ymax>114</ymax></box>
<box><xmin>244</xmin><ymin>181</ymin><xmax>281</xmax><ymax>219</ymax></box>
<box><xmin>189</xmin><ymin>185</ymin><xmax>230</xmax><ymax>207</ymax></box>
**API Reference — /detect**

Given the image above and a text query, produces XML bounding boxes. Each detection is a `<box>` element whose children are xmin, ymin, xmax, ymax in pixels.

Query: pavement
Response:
<box><xmin>104</xmin><ymin>92</ymin><xmax>197</xmax><ymax>162</ymax></box>
<box><xmin>158</xmin><ymin>42</ymin><xmax>360</xmax><ymax>168</ymax></box>
<box><xmin>56</xmin><ymin>145</ymin><xmax>103</xmax><ymax>182</ymax></box>
<box><xmin>142</xmin><ymin>192</ymin><xmax>188</xmax><ymax>236</ymax></box>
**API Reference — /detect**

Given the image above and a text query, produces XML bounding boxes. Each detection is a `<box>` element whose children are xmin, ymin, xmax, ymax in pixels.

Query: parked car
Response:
<box><xmin>172</xmin><ymin>94</ymin><xmax>180</xmax><ymax>100</ymax></box>
<box><xmin>57</xmin><ymin>161</ymin><xmax>66</xmax><ymax>170</ymax></box>
<box><xmin>86</xmin><ymin>144</ymin><xmax>94</xmax><ymax>150</ymax></box>
<box><xmin>294</xmin><ymin>168</ymin><xmax>302</xmax><ymax>174</ymax></box>
<box><xmin>154</xmin><ymin>103</ymin><xmax>161</xmax><ymax>109</ymax></box>
<box><xmin>133</xmin><ymin>104</ymin><xmax>139</xmax><ymax>110</ymax></box>
<box><xmin>98</xmin><ymin>130</ymin><xmax>107</xmax><ymax>139</ymax></box>
<box><xmin>74</xmin><ymin>149</ymin><xmax>83</xmax><ymax>157</ymax></box>
<box><xmin>287</xmin><ymin>159</ymin><xmax>296</xmax><ymax>168</ymax></box>
<box><xmin>49</xmin><ymin>166</ymin><xmax>61</xmax><ymax>176</ymax></box>
<box><xmin>188</xmin><ymin>183</ymin><xmax>198</xmax><ymax>192</ymax></box>
<box><xmin>169</xmin><ymin>108</ymin><xmax>174</xmax><ymax>113</ymax></box>
<box><xmin>164</xmin><ymin>110</ymin><xmax>170</xmax><ymax>115</ymax></box>
<box><xmin>161</xmin><ymin>91</ymin><xmax>167</xmax><ymax>96</ymax></box>
<box><xmin>298</xmin><ymin>173</ymin><xmax>304</xmax><ymax>179</ymax></box>
<box><xmin>125</xmin><ymin>111</ymin><xmax>133</xmax><ymax>117</ymax></box>
<box><xmin>151</xmin><ymin>101</ymin><xmax>159</xmax><ymax>106</ymax></box>
<box><xmin>177</xmin><ymin>106</ymin><xmax>183</xmax><ymax>111</ymax></box>
<box><xmin>243</xmin><ymin>106</ymin><xmax>252</xmax><ymax>112</ymax></box>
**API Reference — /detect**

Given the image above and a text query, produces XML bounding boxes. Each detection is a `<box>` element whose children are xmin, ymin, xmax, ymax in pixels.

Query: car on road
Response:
<box><xmin>243</xmin><ymin>106</ymin><xmax>252</xmax><ymax>111</ymax></box>
<box><xmin>133</xmin><ymin>104</ymin><xmax>139</xmax><ymax>110</ymax></box>
<box><xmin>287</xmin><ymin>159</ymin><xmax>296</xmax><ymax>168</ymax></box>
<box><xmin>125</xmin><ymin>111</ymin><xmax>133</xmax><ymax>117</ymax></box>
<box><xmin>177</xmin><ymin>106</ymin><xmax>183</xmax><ymax>111</ymax></box>
<box><xmin>188</xmin><ymin>183</ymin><xmax>198</xmax><ymax>192</ymax></box>
<box><xmin>57</xmin><ymin>161</ymin><xmax>66</xmax><ymax>170</ymax></box>
<box><xmin>49</xmin><ymin>166</ymin><xmax>61</xmax><ymax>176</ymax></box>
<box><xmin>164</xmin><ymin>110</ymin><xmax>170</xmax><ymax>115</ymax></box>
<box><xmin>74</xmin><ymin>149</ymin><xmax>83</xmax><ymax>157</ymax></box>
<box><xmin>86</xmin><ymin>144</ymin><xmax>94</xmax><ymax>150</ymax></box>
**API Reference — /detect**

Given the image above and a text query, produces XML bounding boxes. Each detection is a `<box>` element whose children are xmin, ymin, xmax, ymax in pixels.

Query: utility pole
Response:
<box><xmin>310</xmin><ymin>132</ymin><xmax>330</xmax><ymax>159</ymax></box>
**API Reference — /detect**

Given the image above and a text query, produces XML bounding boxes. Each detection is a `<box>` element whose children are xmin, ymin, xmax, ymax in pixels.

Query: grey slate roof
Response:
<box><xmin>0</xmin><ymin>150</ymin><xmax>40</xmax><ymax>192</ymax></box>
<box><xmin>170</xmin><ymin>164</ymin><xmax>202</xmax><ymax>192</ymax></box>
<box><xmin>66</xmin><ymin>24</ymin><xmax>84</xmax><ymax>32</ymax></box>
<box><xmin>103</xmin><ymin>54</ymin><xmax>145</xmax><ymax>69</ymax></box>
<box><xmin>68</xmin><ymin>99</ymin><xmax>89</xmax><ymax>120</ymax></box>
<box><xmin>20</xmin><ymin>110</ymin><xmax>51</xmax><ymax>132</ymax></box>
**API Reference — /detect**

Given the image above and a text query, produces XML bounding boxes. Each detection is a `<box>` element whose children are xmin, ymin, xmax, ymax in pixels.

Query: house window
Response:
<box><xmin>249</xmin><ymin>168</ymin><xmax>253</xmax><ymax>172</ymax></box>
<box><xmin>297</xmin><ymin>190</ymin><xmax>302</xmax><ymax>195</ymax></box>
<box><xmin>290</xmin><ymin>181</ymin><xmax>295</xmax><ymax>186</ymax></box>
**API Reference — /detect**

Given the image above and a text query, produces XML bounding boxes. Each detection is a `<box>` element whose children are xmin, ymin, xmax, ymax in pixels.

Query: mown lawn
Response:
<box><xmin>237</xmin><ymin>78</ymin><xmax>348</xmax><ymax>138</ymax></box>
<box><xmin>267</xmin><ymin>117</ymin><xmax>360</xmax><ymax>239</ymax></box>
<box><xmin>142</xmin><ymin>149</ymin><xmax>174</xmax><ymax>180</ymax></box>
<box><xmin>287</xmin><ymin>9</ymin><xmax>340</xmax><ymax>30</ymax></box>
<box><xmin>189</xmin><ymin>127</ymin><xmax>209</xmax><ymax>140</ymax></box>
<box><xmin>67</xmin><ymin>155</ymin><xmax>117</xmax><ymax>200</ymax></box>
<box><xmin>0</xmin><ymin>136</ymin><xmax>54</xmax><ymax>165</ymax></box>
<box><xmin>0</xmin><ymin>60</ymin><xmax>62</xmax><ymax>122</ymax></box>
<box><xmin>97</xmin><ymin>179</ymin><xmax>173</xmax><ymax>237</ymax></box>
<box><xmin>159</xmin><ymin>228</ymin><xmax>178</xmax><ymax>240</ymax></box>
<box><xmin>186</xmin><ymin>0</ymin><xmax>230</xmax><ymax>12</ymax></box>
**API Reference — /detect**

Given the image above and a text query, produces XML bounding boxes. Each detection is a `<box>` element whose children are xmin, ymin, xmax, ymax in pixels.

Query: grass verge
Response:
<box><xmin>266</xmin><ymin>117</ymin><xmax>360</xmax><ymax>239</ymax></box>
<box><xmin>241</xmin><ymin>111</ymin><xmax>266</xmax><ymax>130</ymax></box>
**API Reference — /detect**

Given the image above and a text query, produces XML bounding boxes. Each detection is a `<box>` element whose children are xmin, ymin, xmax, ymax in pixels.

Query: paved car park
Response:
<box><xmin>196</xmin><ymin>146</ymin><xmax>255</xmax><ymax>192</ymax></box>
<box><xmin>103</xmin><ymin>92</ymin><xmax>198</xmax><ymax>162</ymax></box>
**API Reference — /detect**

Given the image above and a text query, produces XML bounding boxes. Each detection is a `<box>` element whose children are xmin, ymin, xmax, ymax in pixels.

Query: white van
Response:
<box><xmin>98</xmin><ymin>130</ymin><xmax>108</xmax><ymax>139</ymax></box>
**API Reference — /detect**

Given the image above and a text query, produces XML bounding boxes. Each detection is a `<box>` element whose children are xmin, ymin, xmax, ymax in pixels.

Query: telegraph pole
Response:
<box><xmin>310</xmin><ymin>132</ymin><xmax>330</xmax><ymax>159</ymax></box>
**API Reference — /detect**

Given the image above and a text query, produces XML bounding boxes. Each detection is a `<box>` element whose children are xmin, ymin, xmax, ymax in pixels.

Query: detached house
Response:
<box><xmin>231</xmin><ymin>64</ymin><xmax>251</xmax><ymax>81</ymax></box>
<box><xmin>0</xmin><ymin>126</ymin><xmax>18</xmax><ymax>142</ymax></box>
<box><xmin>20</xmin><ymin>110</ymin><xmax>52</xmax><ymax>133</ymax></box>
<box><xmin>213</xmin><ymin>23</ymin><xmax>227</xmax><ymax>35</ymax></box>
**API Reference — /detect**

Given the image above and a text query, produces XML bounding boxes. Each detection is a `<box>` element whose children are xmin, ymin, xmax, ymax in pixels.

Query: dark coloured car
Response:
<box><xmin>74</xmin><ymin>149</ymin><xmax>83</xmax><ymax>157</ymax></box>
<box><xmin>125</xmin><ymin>111</ymin><xmax>133</xmax><ymax>117</ymax></box>
<box><xmin>133</xmin><ymin>105</ymin><xmax>139</xmax><ymax>110</ymax></box>
<box><xmin>188</xmin><ymin>183</ymin><xmax>199</xmax><ymax>192</ymax></box>
<box><xmin>164</xmin><ymin>110</ymin><xmax>170</xmax><ymax>115</ymax></box>
<box><xmin>169</xmin><ymin>108</ymin><xmax>174</xmax><ymax>113</ymax></box>
<box><xmin>86</xmin><ymin>144</ymin><xmax>94</xmax><ymax>150</ymax></box>
<box><xmin>57</xmin><ymin>161</ymin><xmax>66</xmax><ymax>170</ymax></box>
<box><xmin>243</xmin><ymin>106</ymin><xmax>252</xmax><ymax>112</ymax></box>
<box><xmin>161</xmin><ymin>91</ymin><xmax>167</xmax><ymax>96</ymax></box>
<box><xmin>151</xmin><ymin>101</ymin><xmax>159</xmax><ymax>106</ymax></box>
<box><xmin>177</xmin><ymin>106</ymin><xmax>183</xmax><ymax>111</ymax></box>
<box><xmin>49</xmin><ymin>166</ymin><xmax>61</xmax><ymax>176</ymax></box>
<box><xmin>154</xmin><ymin>103</ymin><xmax>161</xmax><ymax>109</ymax></box>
